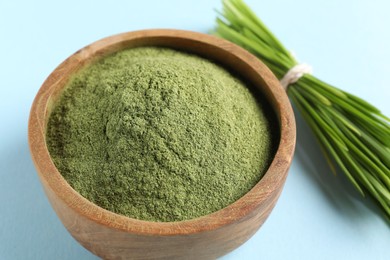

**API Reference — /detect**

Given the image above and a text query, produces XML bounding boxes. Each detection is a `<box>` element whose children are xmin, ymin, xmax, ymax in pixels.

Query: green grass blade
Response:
<box><xmin>216</xmin><ymin>0</ymin><xmax>390</xmax><ymax>219</ymax></box>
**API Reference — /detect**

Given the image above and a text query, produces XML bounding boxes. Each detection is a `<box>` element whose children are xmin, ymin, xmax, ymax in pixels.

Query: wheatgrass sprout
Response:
<box><xmin>215</xmin><ymin>0</ymin><xmax>390</xmax><ymax>218</ymax></box>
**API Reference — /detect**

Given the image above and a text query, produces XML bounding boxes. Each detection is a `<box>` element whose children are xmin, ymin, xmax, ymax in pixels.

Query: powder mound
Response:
<box><xmin>46</xmin><ymin>47</ymin><xmax>277</xmax><ymax>222</ymax></box>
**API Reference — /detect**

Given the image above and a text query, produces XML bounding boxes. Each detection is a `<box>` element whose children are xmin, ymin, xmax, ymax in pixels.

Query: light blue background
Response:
<box><xmin>1</xmin><ymin>0</ymin><xmax>389</xmax><ymax>259</ymax></box>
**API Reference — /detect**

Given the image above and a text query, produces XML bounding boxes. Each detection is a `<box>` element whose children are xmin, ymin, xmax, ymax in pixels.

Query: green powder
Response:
<box><xmin>46</xmin><ymin>47</ymin><xmax>278</xmax><ymax>222</ymax></box>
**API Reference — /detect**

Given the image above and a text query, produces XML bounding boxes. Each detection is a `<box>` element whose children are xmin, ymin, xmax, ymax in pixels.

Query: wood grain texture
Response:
<box><xmin>28</xmin><ymin>29</ymin><xmax>296</xmax><ymax>260</ymax></box>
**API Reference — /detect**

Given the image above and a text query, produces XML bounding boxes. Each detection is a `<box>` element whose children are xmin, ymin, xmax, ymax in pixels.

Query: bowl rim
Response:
<box><xmin>28</xmin><ymin>29</ymin><xmax>296</xmax><ymax>236</ymax></box>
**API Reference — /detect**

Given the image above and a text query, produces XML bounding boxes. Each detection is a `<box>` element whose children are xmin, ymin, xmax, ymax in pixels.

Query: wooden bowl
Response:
<box><xmin>28</xmin><ymin>29</ymin><xmax>296</xmax><ymax>260</ymax></box>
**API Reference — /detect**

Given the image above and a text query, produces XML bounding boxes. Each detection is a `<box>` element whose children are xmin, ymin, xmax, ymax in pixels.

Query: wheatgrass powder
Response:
<box><xmin>46</xmin><ymin>47</ymin><xmax>278</xmax><ymax>222</ymax></box>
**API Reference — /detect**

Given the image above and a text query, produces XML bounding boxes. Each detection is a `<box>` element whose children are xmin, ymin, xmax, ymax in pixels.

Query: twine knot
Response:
<box><xmin>280</xmin><ymin>63</ymin><xmax>312</xmax><ymax>90</ymax></box>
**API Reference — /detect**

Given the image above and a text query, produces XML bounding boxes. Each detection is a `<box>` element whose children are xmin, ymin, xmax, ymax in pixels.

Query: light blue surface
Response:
<box><xmin>0</xmin><ymin>0</ymin><xmax>389</xmax><ymax>259</ymax></box>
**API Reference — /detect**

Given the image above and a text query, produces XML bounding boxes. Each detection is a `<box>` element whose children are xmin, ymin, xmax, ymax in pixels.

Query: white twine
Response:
<box><xmin>280</xmin><ymin>63</ymin><xmax>312</xmax><ymax>90</ymax></box>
